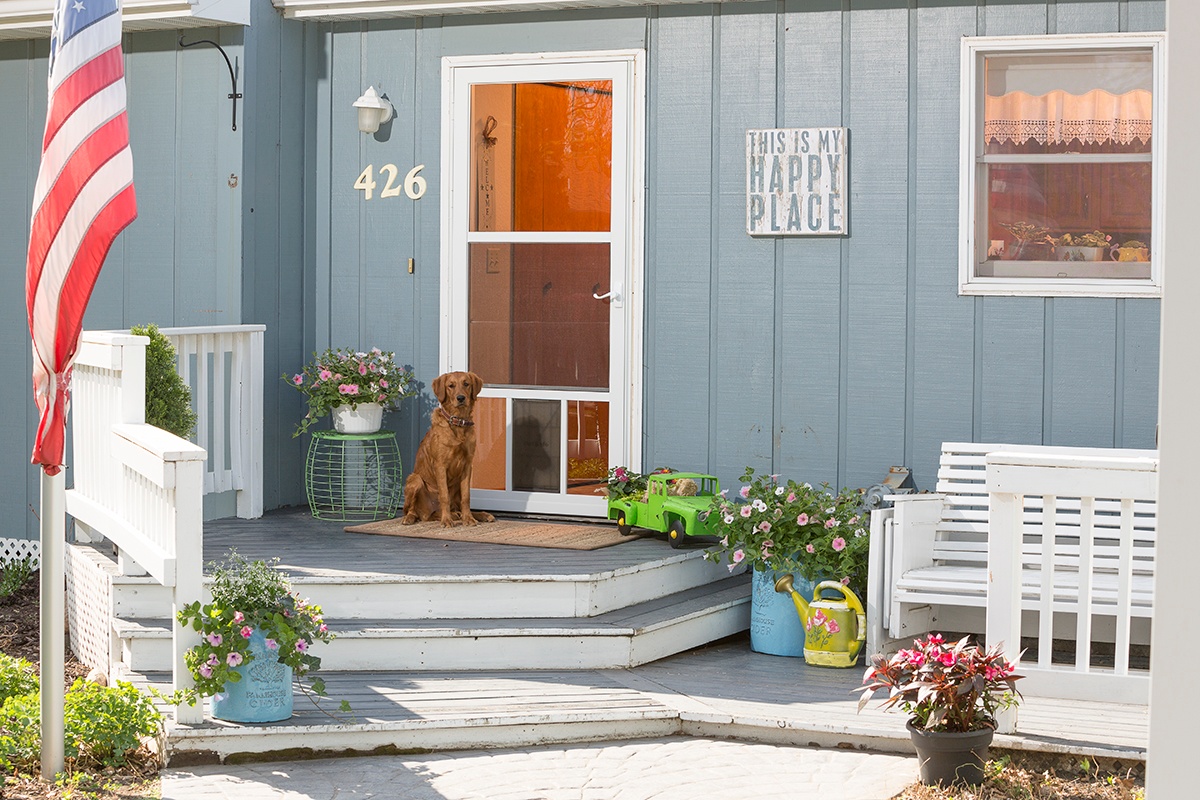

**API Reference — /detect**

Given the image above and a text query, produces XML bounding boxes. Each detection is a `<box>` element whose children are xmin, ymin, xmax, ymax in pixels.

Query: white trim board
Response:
<box><xmin>0</xmin><ymin>0</ymin><xmax>250</xmax><ymax>40</ymax></box>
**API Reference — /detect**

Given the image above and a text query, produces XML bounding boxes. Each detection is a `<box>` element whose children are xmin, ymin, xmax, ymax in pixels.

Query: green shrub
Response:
<box><xmin>63</xmin><ymin>679</ymin><xmax>162</xmax><ymax>768</ymax></box>
<box><xmin>0</xmin><ymin>555</ymin><xmax>35</xmax><ymax>600</ymax></box>
<box><xmin>0</xmin><ymin>668</ymin><xmax>162</xmax><ymax>771</ymax></box>
<box><xmin>0</xmin><ymin>653</ymin><xmax>38</xmax><ymax>706</ymax></box>
<box><xmin>0</xmin><ymin>691</ymin><xmax>40</xmax><ymax>770</ymax></box>
<box><xmin>131</xmin><ymin>323</ymin><xmax>198</xmax><ymax>439</ymax></box>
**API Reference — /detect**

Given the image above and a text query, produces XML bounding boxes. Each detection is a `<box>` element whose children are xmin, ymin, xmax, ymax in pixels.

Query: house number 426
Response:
<box><xmin>354</xmin><ymin>163</ymin><xmax>427</xmax><ymax>201</ymax></box>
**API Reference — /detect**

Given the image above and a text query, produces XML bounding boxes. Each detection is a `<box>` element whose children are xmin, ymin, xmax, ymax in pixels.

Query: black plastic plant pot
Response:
<box><xmin>906</xmin><ymin>719</ymin><xmax>994</xmax><ymax>787</ymax></box>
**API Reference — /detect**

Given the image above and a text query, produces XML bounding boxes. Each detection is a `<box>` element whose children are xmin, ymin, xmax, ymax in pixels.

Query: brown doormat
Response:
<box><xmin>343</xmin><ymin>517</ymin><xmax>654</xmax><ymax>550</ymax></box>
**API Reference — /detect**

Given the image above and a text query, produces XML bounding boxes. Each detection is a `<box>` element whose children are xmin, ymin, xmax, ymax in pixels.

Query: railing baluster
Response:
<box><xmin>158</xmin><ymin>325</ymin><xmax>263</xmax><ymax>518</ymax></box>
<box><xmin>1076</xmin><ymin>497</ymin><xmax>1095</xmax><ymax>673</ymax></box>
<box><xmin>1038</xmin><ymin>495</ymin><xmax>1055</xmax><ymax>670</ymax></box>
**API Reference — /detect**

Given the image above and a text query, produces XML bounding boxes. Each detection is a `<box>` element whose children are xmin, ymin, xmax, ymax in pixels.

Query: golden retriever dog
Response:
<box><xmin>400</xmin><ymin>371</ymin><xmax>495</xmax><ymax>527</ymax></box>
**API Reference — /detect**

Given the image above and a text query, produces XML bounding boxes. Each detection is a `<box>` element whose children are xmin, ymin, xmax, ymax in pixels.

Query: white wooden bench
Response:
<box><xmin>867</xmin><ymin>443</ymin><xmax>1157</xmax><ymax>708</ymax></box>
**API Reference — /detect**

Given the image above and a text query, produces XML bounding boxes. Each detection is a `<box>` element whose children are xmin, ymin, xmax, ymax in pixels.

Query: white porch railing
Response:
<box><xmin>157</xmin><ymin>325</ymin><xmax>264</xmax><ymax>519</ymax></box>
<box><xmin>68</xmin><ymin>331</ymin><xmax>204</xmax><ymax>724</ymax></box>
<box><xmin>986</xmin><ymin>449</ymin><xmax>1158</xmax><ymax>728</ymax></box>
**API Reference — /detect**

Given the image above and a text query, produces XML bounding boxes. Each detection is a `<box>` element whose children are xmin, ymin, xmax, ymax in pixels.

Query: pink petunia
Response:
<box><xmin>731</xmin><ymin>549</ymin><xmax>745</xmax><ymax>564</ymax></box>
<box><xmin>295</xmin><ymin>640</ymin><xmax>308</xmax><ymax>652</ymax></box>
<box><xmin>758</xmin><ymin>521</ymin><xmax>771</xmax><ymax>533</ymax></box>
<box><xmin>825</xmin><ymin>518</ymin><xmax>837</xmax><ymax>529</ymax></box>
<box><xmin>740</xmin><ymin>505</ymin><xmax>753</xmax><ymax>518</ymax></box>
<box><xmin>207</xmin><ymin>633</ymin><xmax>223</xmax><ymax>646</ymax></box>
<box><xmin>227</xmin><ymin>652</ymin><xmax>244</xmax><ymax>667</ymax></box>
<box><xmin>359</xmin><ymin>364</ymin><xmax>368</xmax><ymax>375</ymax></box>
<box><xmin>292</xmin><ymin>374</ymin><xmax>304</xmax><ymax>385</ymax></box>
<box><xmin>233</xmin><ymin>611</ymin><xmax>244</xmax><ymax>624</ymax></box>
<box><xmin>805</xmin><ymin>543</ymin><xmax>815</xmax><ymax>553</ymax></box>
<box><xmin>319</xmin><ymin>369</ymin><xmax>333</xmax><ymax>381</ymax></box>
<box><xmin>796</xmin><ymin>513</ymin><xmax>809</xmax><ymax>526</ymax></box>
<box><xmin>379</xmin><ymin>379</ymin><xmax>389</xmax><ymax>389</ymax></box>
<box><xmin>786</xmin><ymin>492</ymin><xmax>796</xmax><ymax>502</ymax></box>
<box><xmin>265</xmin><ymin>638</ymin><xmax>278</xmax><ymax>650</ymax></box>
<box><xmin>739</xmin><ymin>485</ymin><xmax>751</xmax><ymax>499</ymax></box>
<box><xmin>199</xmin><ymin>664</ymin><xmax>213</xmax><ymax>678</ymax></box>
<box><xmin>841</xmin><ymin>576</ymin><xmax>851</xmax><ymax>585</ymax></box>
<box><xmin>207</xmin><ymin>654</ymin><xmax>220</xmax><ymax>667</ymax></box>
<box><xmin>831</xmin><ymin>537</ymin><xmax>846</xmax><ymax>551</ymax></box>
<box><xmin>240</xmin><ymin>626</ymin><xmax>253</xmax><ymax>638</ymax></box>
<box><xmin>318</xmin><ymin>623</ymin><xmax>328</xmax><ymax>634</ymax></box>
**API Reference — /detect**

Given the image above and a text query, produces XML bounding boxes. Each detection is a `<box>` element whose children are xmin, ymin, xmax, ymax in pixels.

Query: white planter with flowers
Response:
<box><xmin>332</xmin><ymin>402</ymin><xmax>384</xmax><ymax>433</ymax></box>
<box><xmin>285</xmin><ymin>347</ymin><xmax>416</xmax><ymax>436</ymax></box>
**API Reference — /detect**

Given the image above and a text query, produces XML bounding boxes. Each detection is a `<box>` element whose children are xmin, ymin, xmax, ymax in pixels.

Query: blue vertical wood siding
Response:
<box><xmin>0</xmin><ymin>29</ymin><xmax>243</xmax><ymax>537</ymax></box>
<box><xmin>643</xmin><ymin>6</ymin><xmax>715</xmax><ymax>473</ymax></box>
<box><xmin>0</xmin><ymin>0</ymin><xmax>1167</xmax><ymax>535</ymax></box>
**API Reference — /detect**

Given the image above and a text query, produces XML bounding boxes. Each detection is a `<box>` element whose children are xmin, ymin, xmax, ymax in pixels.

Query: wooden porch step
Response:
<box><xmin>113</xmin><ymin>575</ymin><xmax>751</xmax><ymax>673</ymax></box>
<box><xmin>96</xmin><ymin>541</ymin><xmax>736</xmax><ymax>620</ymax></box>
<box><xmin>133</xmin><ymin>636</ymin><xmax>1148</xmax><ymax>766</ymax></box>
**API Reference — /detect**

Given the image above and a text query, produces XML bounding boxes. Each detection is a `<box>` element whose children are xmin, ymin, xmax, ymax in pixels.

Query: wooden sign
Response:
<box><xmin>746</xmin><ymin>127</ymin><xmax>847</xmax><ymax>236</ymax></box>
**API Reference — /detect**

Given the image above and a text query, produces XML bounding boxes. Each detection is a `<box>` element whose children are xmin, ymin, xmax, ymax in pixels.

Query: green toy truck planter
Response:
<box><xmin>608</xmin><ymin>472</ymin><xmax>723</xmax><ymax>549</ymax></box>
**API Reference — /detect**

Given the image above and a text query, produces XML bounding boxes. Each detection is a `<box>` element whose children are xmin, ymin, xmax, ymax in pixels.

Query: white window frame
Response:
<box><xmin>958</xmin><ymin>33</ymin><xmax>1166</xmax><ymax>298</ymax></box>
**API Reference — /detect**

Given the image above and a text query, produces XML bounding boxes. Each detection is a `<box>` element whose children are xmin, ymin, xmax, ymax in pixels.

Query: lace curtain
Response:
<box><xmin>984</xmin><ymin>88</ymin><xmax>1152</xmax><ymax>146</ymax></box>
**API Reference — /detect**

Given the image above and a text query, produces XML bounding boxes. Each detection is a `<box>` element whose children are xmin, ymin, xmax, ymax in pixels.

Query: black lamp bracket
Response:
<box><xmin>178</xmin><ymin>36</ymin><xmax>243</xmax><ymax>132</ymax></box>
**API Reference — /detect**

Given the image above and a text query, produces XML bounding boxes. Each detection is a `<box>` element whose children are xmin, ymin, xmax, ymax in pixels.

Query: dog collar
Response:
<box><xmin>440</xmin><ymin>408</ymin><xmax>474</xmax><ymax>427</ymax></box>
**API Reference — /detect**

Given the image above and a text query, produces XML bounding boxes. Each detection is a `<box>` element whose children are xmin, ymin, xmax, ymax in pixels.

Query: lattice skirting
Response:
<box><xmin>65</xmin><ymin>544</ymin><xmax>113</xmax><ymax>674</ymax></box>
<box><xmin>0</xmin><ymin>537</ymin><xmax>41</xmax><ymax>566</ymax></box>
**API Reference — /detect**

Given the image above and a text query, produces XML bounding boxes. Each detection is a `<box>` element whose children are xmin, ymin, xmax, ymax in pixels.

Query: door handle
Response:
<box><xmin>592</xmin><ymin>283</ymin><xmax>623</xmax><ymax>304</ymax></box>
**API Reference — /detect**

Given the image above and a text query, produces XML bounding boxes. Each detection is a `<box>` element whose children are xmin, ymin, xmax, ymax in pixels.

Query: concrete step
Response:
<box><xmin>114</xmin><ymin>575</ymin><xmax>751</xmax><ymax>673</ymax></box>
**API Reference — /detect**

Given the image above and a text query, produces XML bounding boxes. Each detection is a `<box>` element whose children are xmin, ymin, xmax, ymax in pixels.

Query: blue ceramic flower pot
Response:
<box><xmin>211</xmin><ymin>629</ymin><xmax>294</xmax><ymax>723</ymax></box>
<box><xmin>749</xmin><ymin>566</ymin><xmax>817</xmax><ymax>657</ymax></box>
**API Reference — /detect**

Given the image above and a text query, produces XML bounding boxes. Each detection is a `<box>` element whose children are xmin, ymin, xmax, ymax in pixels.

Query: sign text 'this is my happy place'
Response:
<box><xmin>746</xmin><ymin>127</ymin><xmax>847</xmax><ymax>236</ymax></box>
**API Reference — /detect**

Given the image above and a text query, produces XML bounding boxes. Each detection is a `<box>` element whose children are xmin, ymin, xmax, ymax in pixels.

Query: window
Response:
<box><xmin>959</xmin><ymin>34</ymin><xmax>1164</xmax><ymax>297</ymax></box>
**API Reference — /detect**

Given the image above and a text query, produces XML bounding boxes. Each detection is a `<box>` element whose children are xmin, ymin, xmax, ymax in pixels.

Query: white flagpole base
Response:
<box><xmin>40</xmin><ymin>469</ymin><xmax>65</xmax><ymax>779</ymax></box>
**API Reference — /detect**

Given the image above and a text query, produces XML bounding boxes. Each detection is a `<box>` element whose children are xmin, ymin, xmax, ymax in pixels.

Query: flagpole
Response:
<box><xmin>40</xmin><ymin>469</ymin><xmax>65</xmax><ymax>779</ymax></box>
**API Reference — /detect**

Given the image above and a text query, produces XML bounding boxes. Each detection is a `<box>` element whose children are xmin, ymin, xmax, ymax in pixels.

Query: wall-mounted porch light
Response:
<box><xmin>353</xmin><ymin>86</ymin><xmax>393</xmax><ymax>134</ymax></box>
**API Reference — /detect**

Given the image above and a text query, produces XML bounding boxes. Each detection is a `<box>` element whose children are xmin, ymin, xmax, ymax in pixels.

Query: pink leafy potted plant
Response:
<box><xmin>856</xmin><ymin>634</ymin><xmax>1023</xmax><ymax>786</ymax></box>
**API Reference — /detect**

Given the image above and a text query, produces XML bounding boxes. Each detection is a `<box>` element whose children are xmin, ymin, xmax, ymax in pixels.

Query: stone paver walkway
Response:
<box><xmin>162</xmin><ymin>735</ymin><xmax>918</xmax><ymax>799</ymax></box>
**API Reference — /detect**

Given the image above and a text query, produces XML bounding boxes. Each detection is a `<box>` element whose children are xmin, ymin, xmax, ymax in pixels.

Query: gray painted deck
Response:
<box><xmin>142</xmin><ymin>635</ymin><xmax>1147</xmax><ymax>764</ymax></box>
<box><xmin>201</xmin><ymin>506</ymin><xmax>693</xmax><ymax>578</ymax></box>
<box><xmin>136</xmin><ymin>508</ymin><xmax>1148</xmax><ymax>763</ymax></box>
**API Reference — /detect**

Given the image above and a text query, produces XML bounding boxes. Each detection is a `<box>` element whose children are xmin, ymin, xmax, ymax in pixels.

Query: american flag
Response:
<box><xmin>26</xmin><ymin>0</ymin><xmax>136</xmax><ymax>475</ymax></box>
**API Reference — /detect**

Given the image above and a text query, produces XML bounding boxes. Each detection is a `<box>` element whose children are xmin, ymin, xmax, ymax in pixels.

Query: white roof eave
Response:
<box><xmin>0</xmin><ymin>0</ymin><xmax>251</xmax><ymax>41</ymax></box>
<box><xmin>272</xmin><ymin>0</ymin><xmax>709</xmax><ymax>20</ymax></box>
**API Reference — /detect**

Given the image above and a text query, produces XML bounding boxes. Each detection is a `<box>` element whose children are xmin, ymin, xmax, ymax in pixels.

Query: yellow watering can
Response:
<box><xmin>774</xmin><ymin>574</ymin><xmax>866</xmax><ymax>668</ymax></box>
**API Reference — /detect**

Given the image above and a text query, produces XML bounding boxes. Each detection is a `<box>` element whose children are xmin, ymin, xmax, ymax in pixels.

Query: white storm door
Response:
<box><xmin>441</xmin><ymin>51</ymin><xmax>644</xmax><ymax>517</ymax></box>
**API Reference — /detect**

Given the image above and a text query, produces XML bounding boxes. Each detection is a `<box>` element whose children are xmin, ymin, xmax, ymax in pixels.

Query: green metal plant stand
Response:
<box><xmin>305</xmin><ymin>430</ymin><xmax>403</xmax><ymax>521</ymax></box>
